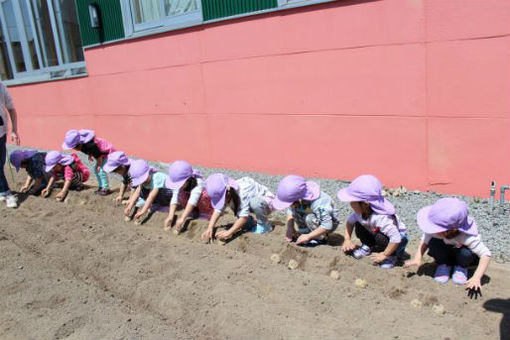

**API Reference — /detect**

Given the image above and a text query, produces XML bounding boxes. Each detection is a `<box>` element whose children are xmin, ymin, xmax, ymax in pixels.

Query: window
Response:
<box><xmin>128</xmin><ymin>0</ymin><xmax>202</xmax><ymax>32</ymax></box>
<box><xmin>0</xmin><ymin>0</ymin><xmax>85</xmax><ymax>82</ymax></box>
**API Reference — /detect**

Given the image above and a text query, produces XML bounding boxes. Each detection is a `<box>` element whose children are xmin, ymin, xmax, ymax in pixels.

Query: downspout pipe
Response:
<box><xmin>500</xmin><ymin>185</ymin><xmax>510</xmax><ymax>205</ymax></box>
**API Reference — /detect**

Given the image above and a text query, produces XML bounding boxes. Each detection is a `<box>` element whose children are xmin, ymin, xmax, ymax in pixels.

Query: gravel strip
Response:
<box><xmin>7</xmin><ymin>145</ymin><xmax>510</xmax><ymax>262</ymax></box>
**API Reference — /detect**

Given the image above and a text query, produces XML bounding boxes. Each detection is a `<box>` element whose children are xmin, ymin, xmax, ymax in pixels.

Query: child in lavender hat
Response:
<box><xmin>337</xmin><ymin>174</ymin><xmax>408</xmax><ymax>269</ymax></box>
<box><xmin>201</xmin><ymin>173</ymin><xmax>274</xmax><ymax>242</ymax></box>
<box><xmin>9</xmin><ymin>149</ymin><xmax>48</xmax><ymax>195</ymax></box>
<box><xmin>405</xmin><ymin>198</ymin><xmax>491</xmax><ymax>294</ymax></box>
<box><xmin>62</xmin><ymin>129</ymin><xmax>115</xmax><ymax>196</ymax></box>
<box><xmin>124</xmin><ymin>159</ymin><xmax>173</xmax><ymax>223</ymax></box>
<box><xmin>42</xmin><ymin>151</ymin><xmax>90</xmax><ymax>201</ymax></box>
<box><xmin>164</xmin><ymin>160</ymin><xmax>213</xmax><ymax>234</ymax></box>
<box><xmin>103</xmin><ymin>151</ymin><xmax>132</xmax><ymax>204</ymax></box>
<box><xmin>273</xmin><ymin>175</ymin><xmax>339</xmax><ymax>247</ymax></box>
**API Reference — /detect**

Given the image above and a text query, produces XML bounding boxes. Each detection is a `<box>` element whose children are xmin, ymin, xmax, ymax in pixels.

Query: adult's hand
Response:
<box><xmin>11</xmin><ymin>132</ymin><xmax>20</xmax><ymax>146</ymax></box>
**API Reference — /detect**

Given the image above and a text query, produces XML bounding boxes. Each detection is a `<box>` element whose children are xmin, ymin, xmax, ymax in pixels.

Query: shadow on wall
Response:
<box><xmin>484</xmin><ymin>298</ymin><xmax>510</xmax><ymax>340</ymax></box>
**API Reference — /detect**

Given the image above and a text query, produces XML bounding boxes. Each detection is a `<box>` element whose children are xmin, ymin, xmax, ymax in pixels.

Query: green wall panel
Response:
<box><xmin>202</xmin><ymin>0</ymin><xmax>277</xmax><ymax>21</ymax></box>
<box><xmin>75</xmin><ymin>0</ymin><xmax>125</xmax><ymax>47</ymax></box>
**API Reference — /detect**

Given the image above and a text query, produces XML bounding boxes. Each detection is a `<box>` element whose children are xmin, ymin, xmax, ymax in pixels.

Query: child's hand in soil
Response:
<box><xmin>370</xmin><ymin>252</ymin><xmax>387</xmax><ymax>263</ymax></box>
<box><xmin>134</xmin><ymin>208</ymin><xmax>147</xmax><ymax>220</ymax></box>
<box><xmin>124</xmin><ymin>205</ymin><xmax>133</xmax><ymax>216</ymax></box>
<box><xmin>41</xmin><ymin>188</ymin><xmax>50</xmax><ymax>198</ymax></box>
<box><xmin>20</xmin><ymin>185</ymin><xmax>30</xmax><ymax>193</ymax></box>
<box><xmin>201</xmin><ymin>228</ymin><xmax>213</xmax><ymax>242</ymax></box>
<box><xmin>114</xmin><ymin>195</ymin><xmax>123</xmax><ymax>204</ymax></box>
<box><xmin>216</xmin><ymin>229</ymin><xmax>233</xmax><ymax>241</ymax></box>
<box><xmin>404</xmin><ymin>258</ymin><xmax>421</xmax><ymax>268</ymax></box>
<box><xmin>163</xmin><ymin>215</ymin><xmax>173</xmax><ymax>231</ymax></box>
<box><xmin>55</xmin><ymin>191</ymin><xmax>66</xmax><ymax>201</ymax></box>
<box><xmin>341</xmin><ymin>239</ymin><xmax>356</xmax><ymax>253</ymax></box>
<box><xmin>173</xmin><ymin>217</ymin><xmax>185</xmax><ymax>233</ymax></box>
<box><xmin>295</xmin><ymin>234</ymin><xmax>311</xmax><ymax>245</ymax></box>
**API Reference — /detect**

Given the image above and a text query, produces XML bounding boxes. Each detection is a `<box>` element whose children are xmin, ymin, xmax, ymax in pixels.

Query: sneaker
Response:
<box><xmin>353</xmin><ymin>244</ymin><xmax>372</xmax><ymax>259</ymax></box>
<box><xmin>0</xmin><ymin>195</ymin><xmax>5</xmax><ymax>202</ymax></box>
<box><xmin>95</xmin><ymin>188</ymin><xmax>111</xmax><ymax>196</ymax></box>
<box><xmin>251</xmin><ymin>222</ymin><xmax>272</xmax><ymax>234</ymax></box>
<box><xmin>434</xmin><ymin>264</ymin><xmax>452</xmax><ymax>284</ymax></box>
<box><xmin>380</xmin><ymin>256</ymin><xmax>397</xmax><ymax>269</ymax></box>
<box><xmin>451</xmin><ymin>266</ymin><xmax>468</xmax><ymax>285</ymax></box>
<box><xmin>5</xmin><ymin>194</ymin><xmax>18</xmax><ymax>208</ymax></box>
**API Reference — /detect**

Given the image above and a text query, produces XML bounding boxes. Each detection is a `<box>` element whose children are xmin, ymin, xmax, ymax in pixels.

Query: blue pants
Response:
<box><xmin>94</xmin><ymin>159</ymin><xmax>109</xmax><ymax>189</ymax></box>
<box><xmin>427</xmin><ymin>238</ymin><xmax>477</xmax><ymax>267</ymax></box>
<box><xmin>0</xmin><ymin>135</ymin><xmax>10</xmax><ymax>196</ymax></box>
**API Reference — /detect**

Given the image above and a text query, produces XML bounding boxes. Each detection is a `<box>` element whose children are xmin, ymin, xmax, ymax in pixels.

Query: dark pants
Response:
<box><xmin>354</xmin><ymin>222</ymin><xmax>389</xmax><ymax>253</ymax></box>
<box><xmin>354</xmin><ymin>222</ymin><xmax>408</xmax><ymax>257</ymax></box>
<box><xmin>427</xmin><ymin>238</ymin><xmax>477</xmax><ymax>267</ymax></box>
<box><xmin>139</xmin><ymin>187</ymin><xmax>173</xmax><ymax>207</ymax></box>
<box><xmin>0</xmin><ymin>135</ymin><xmax>10</xmax><ymax>195</ymax></box>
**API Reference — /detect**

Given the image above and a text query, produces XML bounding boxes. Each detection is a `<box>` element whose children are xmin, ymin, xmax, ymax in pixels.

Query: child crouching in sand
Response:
<box><xmin>42</xmin><ymin>151</ymin><xmax>90</xmax><ymax>201</ymax></box>
<box><xmin>103</xmin><ymin>151</ymin><xmax>132</xmax><ymax>204</ymax></box>
<box><xmin>405</xmin><ymin>197</ymin><xmax>491</xmax><ymax>297</ymax></box>
<box><xmin>337</xmin><ymin>175</ymin><xmax>408</xmax><ymax>269</ymax></box>
<box><xmin>272</xmin><ymin>175</ymin><xmax>339</xmax><ymax>246</ymax></box>
<box><xmin>124</xmin><ymin>160</ymin><xmax>173</xmax><ymax>223</ymax></box>
<box><xmin>9</xmin><ymin>149</ymin><xmax>49</xmax><ymax>195</ymax></box>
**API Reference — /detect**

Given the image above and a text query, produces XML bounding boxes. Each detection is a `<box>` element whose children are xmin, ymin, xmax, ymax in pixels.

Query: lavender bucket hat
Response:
<box><xmin>417</xmin><ymin>197</ymin><xmax>478</xmax><ymax>236</ymax></box>
<box><xmin>128</xmin><ymin>159</ymin><xmax>151</xmax><ymax>187</ymax></box>
<box><xmin>205</xmin><ymin>173</ymin><xmax>239</xmax><ymax>210</ymax></box>
<box><xmin>44</xmin><ymin>151</ymin><xmax>74</xmax><ymax>172</ymax></box>
<box><xmin>10</xmin><ymin>150</ymin><xmax>37</xmax><ymax>172</ymax></box>
<box><xmin>337</xmin><ymin>174</ymin><xmax>395</xmax><ymax>215</ymax></box>
<box><xmin>272</xmin><ymin>175</ymin><xmax>320</xmax><ymax>210</ymax></box>
<box><xmin>166</xmin><ymin>160</ymin><xmax>202</xmax><ymax>190</ymax></box>
<box><xmin>103</xmin><ymin>151</ymin><xmax>131</xmax><ymax>173</ymax></box>
<box><xmin>62</xmin><ymin>129</ymin><xmax>95</xmax><ymax>150</ymax></box>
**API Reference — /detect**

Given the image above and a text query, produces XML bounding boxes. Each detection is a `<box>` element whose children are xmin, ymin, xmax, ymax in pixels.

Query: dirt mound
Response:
<box><xmin>0</xmin><ymin>173</ymin><xmax>508</xmax><ymax>339</ymax></box>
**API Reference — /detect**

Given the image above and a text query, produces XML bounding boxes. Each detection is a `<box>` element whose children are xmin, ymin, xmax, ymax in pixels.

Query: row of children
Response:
<box><xmin>9</xmin><ymin>129</ymin><xmax>491</xmax><ymax>295</ymax></box>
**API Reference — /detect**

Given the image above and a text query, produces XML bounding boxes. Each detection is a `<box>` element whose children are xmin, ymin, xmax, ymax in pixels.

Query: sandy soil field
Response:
<box><xmin>1</xmin><ymin>172</ymin><xmax>509</xmax><ymax>340</ymax></box>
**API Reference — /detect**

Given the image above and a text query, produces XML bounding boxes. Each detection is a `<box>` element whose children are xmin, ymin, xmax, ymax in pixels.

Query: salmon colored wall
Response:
<box><xmin>8</xmin><ymin>0</ymin><xmax>510</xmax><ymax>197</ymax></box>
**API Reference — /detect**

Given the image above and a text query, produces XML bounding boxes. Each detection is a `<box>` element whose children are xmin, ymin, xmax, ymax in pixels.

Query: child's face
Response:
<box><xmin>438</xmin><ymin>229</ymin><xmax>459</xmax><ymax>239</ymax></box>
<box><xmin>350</xmin><ymin>201</ymin><xmax>371</xmax><ymax>214</ymax></box>
<box><xmin>143</xmin><ymin>173</ymin><xmax>152</xmax><ymax>185</ymax></box>
<box><xmin>54</xmin><ymin>164</ymin><xmax>64</xmax><ymax>172</ymax></box>
<box><xmin>20</xmin><ymin>160</ymin><xmax>28</xmax><ymax>169</ymax></box>
<box><xmin>114</xmin><ymin>166</ymin><xmax>127</xmax><ymax>176</ymax></box>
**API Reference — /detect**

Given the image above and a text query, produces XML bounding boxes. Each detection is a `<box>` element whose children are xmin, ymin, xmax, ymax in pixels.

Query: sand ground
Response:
<box><xmin>0</xmin><ymin>172</ymin><xmax>509</xmax><ymax>340</ymax></box>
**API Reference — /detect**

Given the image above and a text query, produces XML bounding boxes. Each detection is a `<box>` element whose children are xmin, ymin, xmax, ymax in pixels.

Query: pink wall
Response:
<box><xmin>8</xmin><ymin>0</ymin><xmax>510</xmax><ymax>197</ymax></box>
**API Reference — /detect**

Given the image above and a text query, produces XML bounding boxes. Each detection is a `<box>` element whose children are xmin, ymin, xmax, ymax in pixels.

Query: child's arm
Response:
<box><xmin>371</xmin><ymin>242</ymin><xmax>399</xmax><ymax>263</ymax></box>
<box><xmin>41</xmin><ymin>177</ymin><xmax>55</xmax><ymax>198</ymax></box>
<box><xmin>342</xmin><ymin>221</ymin><xmax>356</xmax><ymax>252</ymax></box>
<box><xmin>285</xmin><ymin>213</ymin><xmax>296</xmax><ymax>242</ymax></box>
<box><xmin>134</xmin><ymin>188</ymin><xmax>159</xmax><ymax>219</ymax></box>
<box><xmin>164</xmin><ymin>203</ymin><xmax>178</xmax><ymax>229</ymax></box>
<box><xmin>30</xmin><ymin>177</ymin><xmax>43</xmax><ymax>193</ymax></box>
<box><xmin>201</xmin><ymin>210</ymin><xmax>221</xmax><ymax>241</ymax></box>
<box><xmin>56</xmin><ymin>180</ymin><xmax>72</xmax><ymax>201</ymax></box>
<box><xmin>124</xmin><ymin>186</ymin><xmax>141</xmax><ymax>216</ymax></box>
<box><xmin>20</xmin><ymin>175</ymin><xmax>33</xmax><ymax>193</ymax></box>
<box><xmin>173</xmin><ymin>202</ymin><xmax>196</xmax><ymax>231</ymax></box>
<box><xmin>466</xmin><ymin>256</ymin><xmax>491</xmax><ymax>292</ymax></box>
<box><xmin>116</xmin><ymin>182</ymin><xmax>127</xmax><ymax>203</ymax></box>
<box><xmin>216</xmin><ymin>216</ymin><xmax>249</xmax><ymax>240</ymax></box>
<box><xmin>404</xmin><ymin>240</ymin><xmax>428</xmax><ymax>267</ymax></box>
<box><xmin>296</xmin><ymin>227</ymin><xmax>327</xmax><ymax>245</ymax></box>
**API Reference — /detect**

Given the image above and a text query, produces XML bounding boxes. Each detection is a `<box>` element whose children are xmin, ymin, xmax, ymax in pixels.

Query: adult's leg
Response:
<box><xmin>0</xmin><ymin>135</ymin><xmax>10</xmax><ymax>196</ymax></box>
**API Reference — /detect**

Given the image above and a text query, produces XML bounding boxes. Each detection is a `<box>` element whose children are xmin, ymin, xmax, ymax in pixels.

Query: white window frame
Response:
<box><xmin>124</xmin><ymin>0</ymin><xmax>203</xmax><ymax>36</ymax></box>
<box><xmin>0</xmin><ymin>0</ymin><xmax>86</xmax><ymax>84</ymax></box>
<box><xmin>278</xmin><ymin>0</ymin><xmax>337</xmax><ymax>9</ymax></box>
